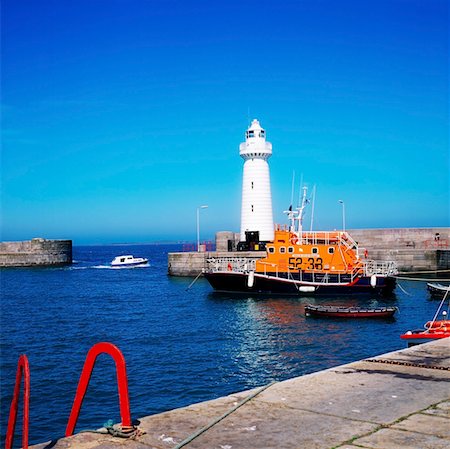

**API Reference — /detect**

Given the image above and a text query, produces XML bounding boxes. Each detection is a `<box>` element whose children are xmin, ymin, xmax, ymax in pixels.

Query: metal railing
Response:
<box><xmin>183</xmin><ymin>241</ymin><xmax>215</xmax><ymax>252</ymax></box>
<box><xmin>363</xmin><ymin>259</ymin><xmax>398</xmax><ymax>276</ymax></box>
<box><xmin>206</xmin><ymin>257</ymin><xmax>258</xmax><ymax>273</ymax></box>
<box><xmin>286</xmin><ymin>231</ymin><xmax>359</xmax><ymax>250</ymax></box>
<box><xmin>206</xmin><ymin>256</ymin><xmax>398</xmax><ymax>284</ymax></box>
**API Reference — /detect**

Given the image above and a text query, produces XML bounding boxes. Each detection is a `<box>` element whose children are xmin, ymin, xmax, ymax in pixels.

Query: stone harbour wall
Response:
<box><xmin>348</xmin><ymin>227</ymin><xmax>449</xmax><ymax>272</ymax></box>
<box><xmin>169</xmin><ymin>227</ymin><xmax>450</xmax><ymax>276</ymax></box>
<box><xmin>437</xmin><ymin>249</ymin><xmax>450</xmax><ymax>270</ymax></box>
<box><xmin>168</xmin><ymin>251</ymin><xmax>264</xmax><ymax>277</ymax></box>
<box><xmin>0</xmin><ymin>238</ymin><xmax>72</xmax><ymax>267</ymax></box>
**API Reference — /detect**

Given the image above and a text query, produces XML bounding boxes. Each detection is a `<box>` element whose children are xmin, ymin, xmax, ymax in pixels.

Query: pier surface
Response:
<box><xmin>32</xmin><ymin>339</ymin><xmax>449</xmax><ymax>449</ymax></box>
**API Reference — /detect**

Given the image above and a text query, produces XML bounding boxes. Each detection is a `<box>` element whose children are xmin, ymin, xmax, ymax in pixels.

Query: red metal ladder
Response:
<box><xmin>5</xmin><ymin>343</ymin><xmax>134</xmax><ymax>447</ymax></box>
<box><xmin>65</xmin><ymin>342</ymin><xmax>134</xmax><ymax>437</ymax></box>
<box><xmin>5</xmin><ymin>354</ymin><xmax>30</xmax><ymax>449</ymax></box>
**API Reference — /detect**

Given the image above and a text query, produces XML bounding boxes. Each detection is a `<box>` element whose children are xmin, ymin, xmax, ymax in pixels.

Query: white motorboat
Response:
<box><xmin>110</xmin><ymin>255</ymin><xmax>148</xmax><ymax>267</ymax></box>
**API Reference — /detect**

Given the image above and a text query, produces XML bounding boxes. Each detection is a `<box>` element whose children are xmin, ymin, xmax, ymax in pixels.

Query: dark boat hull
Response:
<box><xmin>427</xmin><ymin>283</ymin><xmax>450</xmax><ymax>297</ymax></box>
<box><xmin>204</xmin><ymin>272</ymin><xmax>397</xmax><ymax>296</ymax></box>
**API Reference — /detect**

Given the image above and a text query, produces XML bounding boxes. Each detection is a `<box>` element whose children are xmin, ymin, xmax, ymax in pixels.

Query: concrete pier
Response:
<box><xmin>349</xmin><ymin>227</ymin><xmax>450</xmax><ymax>272</ymax></box>
<box><xmin>168</xmin><ymin>251</ymin><xmax>263</xmax><ymax>276</ymax></box>
<box><xmin>32</xmin><ymin>339</ymin><xmax>450</xmax><ymax>449</ymax></box>
<box><xmin>0</xmin><ymin>238</ymin><xmax>72</xmax><ymax>267</ymax></box>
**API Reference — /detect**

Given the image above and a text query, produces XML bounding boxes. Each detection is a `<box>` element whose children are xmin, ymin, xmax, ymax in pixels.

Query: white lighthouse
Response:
<box><xmin>239</xmin><ymin>119</ymin><xmax>274</xmax><ymax>243</ymax></box>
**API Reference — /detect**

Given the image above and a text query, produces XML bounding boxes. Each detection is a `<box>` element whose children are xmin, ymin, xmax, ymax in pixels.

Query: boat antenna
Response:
<box><xmin>297</xmin><ymin>185</ymin><xmax>308</xmax><ymax>235</ymax></box>
<box><xmin>298</xmin><ymin>173</ymin><xmax>303</xmax><ymax>208</ymax></box>
<box><xmin>284</xmin><ymin>170</ymin><xmax>298</xmax><ymax>232</ymax></box>
<box><xmin>309</xmin><ymin>184</ymin><xmax>316</xmax><ymax>232</ymax></box>
<box><xmin>290</xmin><ymin>170</ymin><xmax>295</xmax><ymax>211</ymax></box>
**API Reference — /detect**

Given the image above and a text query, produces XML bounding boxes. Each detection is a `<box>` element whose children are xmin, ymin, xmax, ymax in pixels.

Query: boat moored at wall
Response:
<box><xmin>204</xmin><ymin>228</ymin><xmax>397</xmax><ymax>295</ymax></box>
<box><xmin>401</xmin><ymin>289</ymin><xmax>450</xmax><ymax>345</ymax></box>
<box><xmin>305</xmin><ymin>304</ymin><xmax>398</xmax><ymax>318</ymax></box>
<box><xmin>427</xmin><ymin>282</ymin><xmax>450</xmax><ymax>298</ymax></box>
<box><xmin>204</xmin><ymin>187</ymin><xmax>397</xmax><ymax>296</ymax></box>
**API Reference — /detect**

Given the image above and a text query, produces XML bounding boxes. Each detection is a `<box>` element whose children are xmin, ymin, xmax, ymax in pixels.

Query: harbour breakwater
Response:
<box><xmin>168</xmin><ymin>227</ymin><xmax>450</xmax><ymax>276</ymax></box>
<box><xmin>0</xmin><ymin>238</ymin><xmax>72</xmax><ymax>267</ymax></box>
<box><xmin>349</xmin><ymin>227</ymin><xmax>449</xmax><ymax>272</ymax></box>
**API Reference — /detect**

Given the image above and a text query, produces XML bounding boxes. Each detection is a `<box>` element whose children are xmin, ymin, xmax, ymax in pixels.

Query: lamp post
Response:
<box><xmin>197</xmin><ymin>205</ymin><xmax>208</xmax><ymax>252</ymax></box>
<box><xmin>338</xmin><ymin>200</ymin><xmax>346</xmax><ymax>232</ymax></box>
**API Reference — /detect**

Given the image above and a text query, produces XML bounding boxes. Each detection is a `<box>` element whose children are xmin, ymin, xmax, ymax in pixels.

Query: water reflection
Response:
<box><xmin>208</xmin><ymin>292</ymin><xmax>400</xmax><ymax>385</ymax></box>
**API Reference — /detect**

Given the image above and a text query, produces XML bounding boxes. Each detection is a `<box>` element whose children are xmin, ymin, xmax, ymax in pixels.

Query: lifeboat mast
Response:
<box><xmin>284</xmin><ymin>185</ymin><xmax>309</xmax><ymax>244</ymax></box>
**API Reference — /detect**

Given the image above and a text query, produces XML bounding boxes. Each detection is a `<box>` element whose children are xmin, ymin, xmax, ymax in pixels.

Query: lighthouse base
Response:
<box><xmin>237</xmin><ymin>230</ymin><xmax>267</xmax><ymax>251</ymax></box>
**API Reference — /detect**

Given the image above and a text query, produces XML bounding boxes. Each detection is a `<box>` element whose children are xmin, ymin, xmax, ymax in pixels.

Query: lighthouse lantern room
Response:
<box><xmin>238</xmin><ymin>119</ymin><xmax>274</xmax><ymax>250</ymax></box>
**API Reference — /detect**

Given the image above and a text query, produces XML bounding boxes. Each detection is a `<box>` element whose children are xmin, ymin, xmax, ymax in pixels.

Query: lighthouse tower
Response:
<box><xmin>239</xmin><ymin>119</ymin><xmax>274</xmax><ymax>243</ymax></box>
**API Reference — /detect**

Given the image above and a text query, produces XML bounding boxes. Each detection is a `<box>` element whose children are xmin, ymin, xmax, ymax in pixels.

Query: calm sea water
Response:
<box><xmin>0</xmin><ymin>244</ymin><xmax>443</xmax><ymax>446</ymax></box>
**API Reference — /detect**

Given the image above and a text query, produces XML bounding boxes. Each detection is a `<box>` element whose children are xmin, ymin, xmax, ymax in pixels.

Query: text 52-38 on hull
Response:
<box><xmin>204</xmin><ymin>188</ymin><xmax>397</xmax><ymax>296</ymax></box>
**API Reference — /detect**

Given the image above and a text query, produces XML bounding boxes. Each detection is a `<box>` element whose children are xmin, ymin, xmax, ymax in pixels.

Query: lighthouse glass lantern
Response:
<box><xmin>239</xmin><ymin>119</ymin><xmax>274</xmax><ymax>245</ymax></box>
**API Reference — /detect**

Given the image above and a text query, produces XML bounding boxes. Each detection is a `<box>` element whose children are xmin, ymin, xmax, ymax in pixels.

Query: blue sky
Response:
<box><xmin>2</xmin><ymin>0</ymin><xmax>448</xmax><ymax>244</ymax></box>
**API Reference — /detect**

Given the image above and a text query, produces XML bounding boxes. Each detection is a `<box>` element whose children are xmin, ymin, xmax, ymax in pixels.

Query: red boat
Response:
<box><xmin>305</xmin><ymin>304</ymin><xmax>397</xmax><ymax>318</ymax></box>
<box><xmin>401</xmin><ymin>290</ymin><xmax>450</xmax><ymax>346</ymax></box>
<box><xmin>401</xmin><ymin>319</ymin><xmax>450</xmax><ymax>346</ymax></box>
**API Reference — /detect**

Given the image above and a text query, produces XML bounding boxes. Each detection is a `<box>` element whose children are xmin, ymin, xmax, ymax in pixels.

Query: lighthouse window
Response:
<box><xmin>247</xmin><ymin>130</ymin><xmax>255</xmax><ymax>138</ymax></box>
<box><xmin>260</xmin><ymin>131</ymin><xmax>265</xmax><ymax>137</ymax></box>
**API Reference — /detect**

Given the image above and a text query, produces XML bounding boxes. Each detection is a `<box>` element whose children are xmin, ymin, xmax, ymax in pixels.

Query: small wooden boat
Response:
<box><xmin>304</xmin><ymin>304</ymin><xmax>397</xmax><ymax>318</ymax></box>
<box><xmin>427</xmin><ymin>282</ymin><xmax>450</xmax><ymax>297</ymax></box>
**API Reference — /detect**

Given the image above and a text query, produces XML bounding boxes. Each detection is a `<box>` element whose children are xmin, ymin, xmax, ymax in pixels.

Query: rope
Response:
<box><xmin>394</xmin><ymin>268</ymin><xmax>450</xmax><ymax>282</ymax></box>
<box><xmin>394</xmin><ymin>275</ymin><xmax>450</xmax><ymax>282</ymax></box>
<box><xmin>396</xmin><ymin>282</ymin><xmax>412</xmax><ymax>296</ymax></box>
<box><xmin>79</xmin><ymin>421</ymin><xmax>145</xmax><ymax>439</ymax></box>
<box><xmin>428</xmin><ymin>287</ymin><xmax>449</xmax><ymax>328</ymax></box>
<box><xmin>172</xmin><ymin>382</ymin><xmax>276</xmax><ymax>449</ymax></box>
<box><xmin>397</xmin><ymin>269</ymin><xmax>450</xmax><ymax>275</ymax></box>
<box><xmin>186</xmin><ymin>272</ymin><xmax>204</xmax><ymax>291</ymax></box>
<box><xmin>365</xmin><ymin>358</ymin><xmax>449</xmax><ymax>371</ymax></box>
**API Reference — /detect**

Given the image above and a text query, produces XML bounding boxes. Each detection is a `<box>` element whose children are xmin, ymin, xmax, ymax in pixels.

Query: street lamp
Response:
<box><xmin>197</xmin><ymin>205</ymin><xmax>208</xmax><ymax>252</ymax></box>
<box><xmin>338</xmin><ymin>200</ymin><xmax>346</xmax><ymax>232</ymax></box>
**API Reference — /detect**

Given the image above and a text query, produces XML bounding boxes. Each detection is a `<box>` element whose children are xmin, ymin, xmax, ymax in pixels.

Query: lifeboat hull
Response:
<box><xmin>204</xmin><ymin>271</ymin><xmax>396</xmax><ymax>296</ymax></box>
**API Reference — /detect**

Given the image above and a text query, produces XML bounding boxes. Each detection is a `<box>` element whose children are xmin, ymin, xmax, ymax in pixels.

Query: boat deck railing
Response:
<box><xmin>363</xmin><ymin>259</ymin><xmax>398</xmax><ymax>276</ymax></box>
<box><xmin>284</xmin><ymin>230</ymin><xmax>359</xmax><ymax>250</ymax></box>
<box><xmin>206</xmin><ymin>257</ymin><xmax>398</xmax><ymax>282</ymax></box>
<box><xmin>206</xmin><ymin>257</ymin><xmax>258</xmax><ymax>273</ymax></box>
